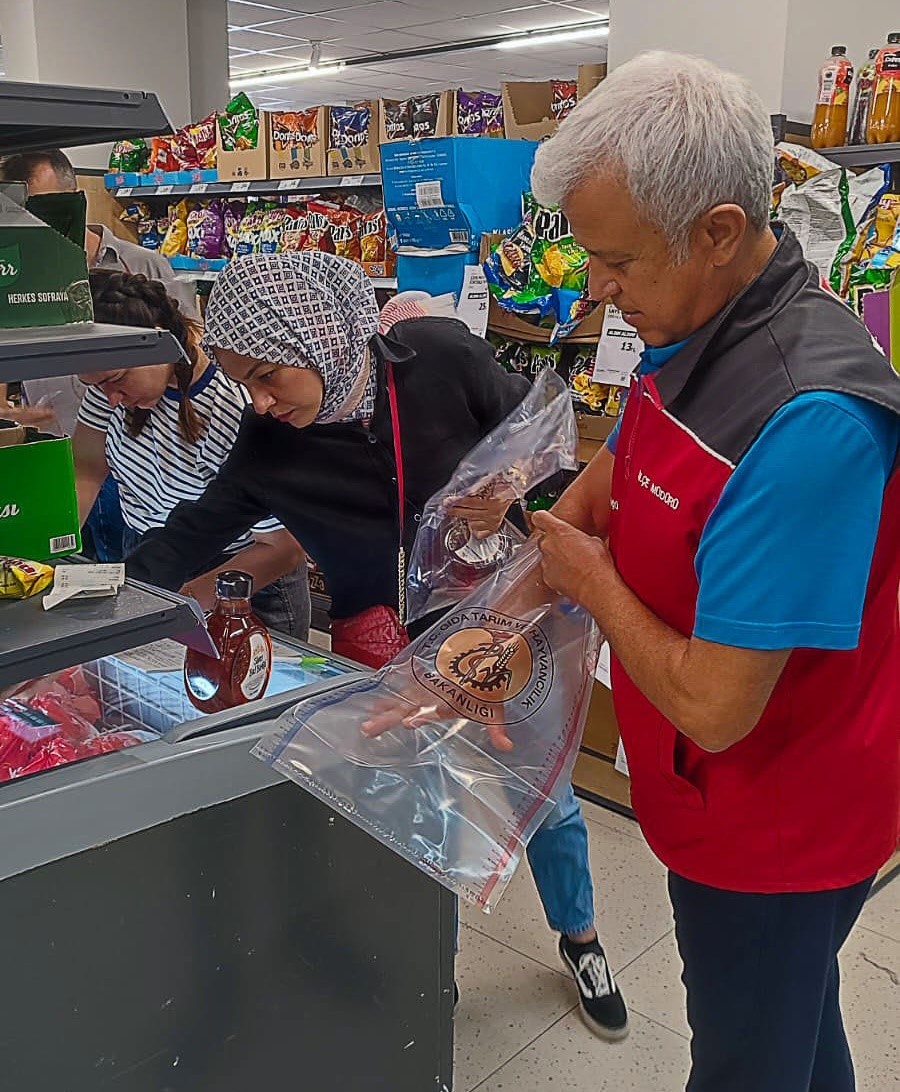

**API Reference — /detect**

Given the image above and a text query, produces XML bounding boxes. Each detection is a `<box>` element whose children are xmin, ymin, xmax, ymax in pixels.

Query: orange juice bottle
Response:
<box><xmin>866</xmin><ymin>33</ymin><xmax>900</xmax><ymax>145</ymax></box>
<box><xmin>811</xmin><ymin>46</ymin><xmax>854</xmax><ymax>149</ymax></box>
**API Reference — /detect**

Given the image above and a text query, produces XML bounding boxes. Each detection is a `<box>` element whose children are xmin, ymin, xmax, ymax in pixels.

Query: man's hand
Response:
<box><xmin>531</xmin><ymin>509</ymin><xmax>614</xmax><ymax>607</ymax></box>
<box><xmin>444</xmin><ymin>493</ymin><xmax>513</xmax><ymax>540</ymax></box>
<box><xmin>361</xmin><ymin>687</ymin><xmax>515</xmax><ymax>752</ymax></box>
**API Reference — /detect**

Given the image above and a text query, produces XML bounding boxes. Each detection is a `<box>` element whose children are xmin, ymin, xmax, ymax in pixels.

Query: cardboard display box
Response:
<box><xmin>0</xmin><ymin>432</ymin><xmax>80</xmax><ymax>560</ymax></box>
<box><xmin>216</xmin><ymin>111</ymin><xmax>271</xmax><ymax>182</ymax></box>
<box><xmin>577</xmin><ymin>63</ymin><xmax>607</xmax><ymax>100</ymax></box>
<box><xmin>380</xmin><ymin>92</ymin><xmax>452</xmax><ymax>143</ymax></box>
<box><xmin>327</xmin><ymin>102</ymin><xmax>381</xmax><ymax>176</ymax></box>
<box><xmin>269</xmin><ymin>107</ymin><xmax>327</xmax><ymax>180</ymax></box>
<box><xmin>502</xmin><ymin>81</ymin><xmax>558</xmax><ymax>141</ymax></box>
<box><xmin>487</xmin><ymin>295</ymin><xmax>604</xmax><ymax>344</ymax></box>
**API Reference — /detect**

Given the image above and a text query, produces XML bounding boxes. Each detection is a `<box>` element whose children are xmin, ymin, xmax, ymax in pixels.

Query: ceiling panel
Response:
<box><xmin>228</xmin><ymin>0</ymin><xmax>608</xmax><ymax>110</ymax></box>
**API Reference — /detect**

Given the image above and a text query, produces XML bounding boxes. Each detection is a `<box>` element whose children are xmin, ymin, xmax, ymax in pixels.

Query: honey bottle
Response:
<box><xmin>811</xmin><ymin>46</ymin><xmax>854</xmax><ymax>150</ymax></box>
<box><xmin>867</xmin><ymin>33</ymin><xmax>900</xmax><ymax>145</ymax></box>
<box><xmin>184</xmin><ymin>571</ymin><xmax>272</xmax><ymax>714</ymax></box>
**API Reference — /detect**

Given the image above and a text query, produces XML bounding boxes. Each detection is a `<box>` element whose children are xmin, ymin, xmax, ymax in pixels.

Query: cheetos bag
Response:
<box><xmin>253</xmin><ymin>540</ymin><xmax>599</xmax><ymax>911</ymax></box>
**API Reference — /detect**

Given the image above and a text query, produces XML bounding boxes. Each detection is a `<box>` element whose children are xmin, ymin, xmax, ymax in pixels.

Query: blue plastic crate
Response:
<box><xmin>104</xmin><ymin>172</ymin><xmax>143</xmax><ymax>190</ymax></box>
<box><xmin>168</xmin><ymin>254</ymin><xmax>229</xmax><ymax>272</ymax></box>
<box><xmin>381</xmin><ymin>137</ymin><xmax>538</xmax><ymax>252</ymax></box>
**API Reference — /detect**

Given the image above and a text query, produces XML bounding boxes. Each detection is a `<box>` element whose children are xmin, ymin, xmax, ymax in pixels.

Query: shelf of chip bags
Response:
<box><xmin>110</xmin><ymin>174</ymin><xmax>383</xmax><ymax>199</ymax></box>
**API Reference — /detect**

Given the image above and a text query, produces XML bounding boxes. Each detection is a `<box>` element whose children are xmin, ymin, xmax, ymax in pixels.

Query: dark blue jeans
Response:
<box><xmin>669</xmin><ymin>871</ymin><xmax>875</xmax><ymax>1092</ymax></box>
<box><xmin>84</xmin><ymin>475</ymin><xmax>126</xmax><ymax>562</ymax></box>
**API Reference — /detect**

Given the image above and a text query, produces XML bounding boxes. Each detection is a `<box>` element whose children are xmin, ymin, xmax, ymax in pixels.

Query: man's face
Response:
<box><xmin>564</xmin><ymin>173</ymin><xmax>732</xmax><ymax>347</ymax></box>
<box><xmin>24</xmin><ymin>162</ymin><xmax>74</xmax><ymax>196</ymax></box>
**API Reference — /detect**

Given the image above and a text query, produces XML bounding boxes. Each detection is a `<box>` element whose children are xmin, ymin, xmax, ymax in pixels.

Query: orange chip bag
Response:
<box><xmin>328</xmin><ymin>206</ymin><xmax>361</xmax><ymax>261</ymax></box>
<box><xmin>360</xmin><ymin>208</ymin><xmax>387</xmax><ymax>263</ymax></box>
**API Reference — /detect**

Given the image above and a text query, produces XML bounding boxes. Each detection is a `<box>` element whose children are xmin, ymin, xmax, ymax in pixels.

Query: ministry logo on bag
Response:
<box><xmin>413</xmin><ymin>608</ymin><xmax>553</xmax><ymax>726</ymax></box>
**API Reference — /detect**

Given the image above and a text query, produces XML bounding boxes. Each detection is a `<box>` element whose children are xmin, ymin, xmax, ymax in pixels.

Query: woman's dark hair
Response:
<box><xmin>88</xmin><ymin>269</ymin><xmax>204</xmax><ymax>444</ymax></box>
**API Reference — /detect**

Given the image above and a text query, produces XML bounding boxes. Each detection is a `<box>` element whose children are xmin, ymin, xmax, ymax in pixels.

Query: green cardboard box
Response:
<box><xmin>0</xmin><ymin>434</ymin><xmax>81</xmax><ymax>560</ymax></box>
<box><xmin>0</xmin><ymin>191</ymin><xmax>92</xmax><ymax>328</ymax></box>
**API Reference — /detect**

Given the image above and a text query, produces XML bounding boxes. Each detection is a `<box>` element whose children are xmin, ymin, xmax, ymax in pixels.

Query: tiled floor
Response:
<box><xmin>455</xmin><ymin>799</ymin><xmax>900</xmax><ymax>1092</ymax></box>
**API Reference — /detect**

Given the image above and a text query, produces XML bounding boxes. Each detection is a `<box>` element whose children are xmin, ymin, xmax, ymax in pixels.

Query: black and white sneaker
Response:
<box><xmin>559</xmin><ymin>935</ymin><xmax>629</xmax><ymax>1041</ymax></box>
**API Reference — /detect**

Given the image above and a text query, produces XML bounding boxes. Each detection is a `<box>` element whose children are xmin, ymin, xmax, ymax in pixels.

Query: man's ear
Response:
<box><xmin>696</xmin><ymin>204</ymin><xmax>748</xmax><ymax>267</ymax></box>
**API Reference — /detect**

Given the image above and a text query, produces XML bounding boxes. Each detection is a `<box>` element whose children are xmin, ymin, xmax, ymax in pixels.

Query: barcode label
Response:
<box><xmin>415</xmin><ymin>180</ymin><xmax>444</xmax><ymax>208</ymax></box>
<box><xmin>117</xmin><ymin>186</ymin><xmax>132</xmax><ymax>197</ymax></box>
<box><xmin>190</xmin><ymin>182</ymin><xmax>208</xmax><ymax>193</ymax></box>
<box><xmin>49</xmin><ymin>534</ymin><xmax>77</xmax><ymax>554</ymax></box>
<box><xmin>232</xmin><ymin>180</ymin><xmax>252</xmax><ymax>192</ymax></box>
<box><xmin>449</xmin><ymin>229</ymin><xmax>469</xmax><ymax>244</ymax></box>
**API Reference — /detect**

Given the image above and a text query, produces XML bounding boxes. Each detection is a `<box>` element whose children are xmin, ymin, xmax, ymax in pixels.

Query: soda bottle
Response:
<box><xmin>867</xmin><ymin>33</ymin><xmax>900</xmax><ymax>145</ymax></box>
<box><xmin>849</xmin><ymin>49</ymin><xmax>878</xmax><ymax>145</ymax></box>
<box><xmin>811</xmin><ymin>46</ymin><xmax>854</xmax><ymax>149</ymax></box>
<box><xmin>184</xmin><ymin>570</ymin><xmax>273</xmax><ymax>714</ymax></box>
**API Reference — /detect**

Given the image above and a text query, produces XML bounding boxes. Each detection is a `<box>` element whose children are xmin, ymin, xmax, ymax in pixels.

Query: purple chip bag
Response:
<box><xmin>456</xmin><ymin>91</ymin><xmax>485</xmax><ymax>135</ymax></box>
<box><xmin>480</xmin><ymin>92</ymin><xmax>504</xmax><ymax>137</ymax></box>
<box><xmin>186</xmin><ymin>199</ymin><xmax>225</xmax><ymax>260</ymax></box>
<box><xmin>222</xmin><ymin>199</ymin><xmax>244</xmax><ymax>259</ymax></box>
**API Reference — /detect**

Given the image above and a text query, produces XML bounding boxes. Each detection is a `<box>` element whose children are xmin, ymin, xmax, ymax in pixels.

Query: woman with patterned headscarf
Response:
<box><xmin>127</xmin><ymin>251</ymin><xmax>627</xmax><ymax>1040</ymax></box>
<box><xmin>129</xmin><ymin>250</ymin><xmax>522</xmax><ymax>664</ymax></box>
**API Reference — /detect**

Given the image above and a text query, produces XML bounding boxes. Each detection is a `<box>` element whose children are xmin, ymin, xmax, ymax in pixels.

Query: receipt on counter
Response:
<box><xmin>43</xmin><ymin>564</ymin><xmax>126</xmax><ymax>611</ymax></box>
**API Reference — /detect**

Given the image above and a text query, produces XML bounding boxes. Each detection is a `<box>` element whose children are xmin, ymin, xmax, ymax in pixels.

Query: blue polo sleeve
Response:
<box><xmin>606</xmin><ymin>418</ymin><xmax>621</xmax><ymax>454</ymax></box>
<box><xmin>694</xmin><ymin>391</ymin><xmax>899</xmax><ymax>651</ymax></box>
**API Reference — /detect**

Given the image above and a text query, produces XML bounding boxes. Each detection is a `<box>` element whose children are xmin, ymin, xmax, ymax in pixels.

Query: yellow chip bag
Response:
<box><xmin>0</xmin><ymin>557</ymin><xmax>54</xmax><ymax>599</ymax></box>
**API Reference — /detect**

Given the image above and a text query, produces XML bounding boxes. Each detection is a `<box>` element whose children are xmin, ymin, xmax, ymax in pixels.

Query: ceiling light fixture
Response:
<box><xmin>230</xmin><ymin>62</ymin><xmax>347</xmax><ymax>90</ymax></box>
<box><xmin>497</xmin><ymin>25</ymin><xmax>610</xmax><ymax>50</ymax></box>
<box><xmin>229</xmin><ymin>20</ymin><xmax>609</xmax><ymax>86</ymax></box>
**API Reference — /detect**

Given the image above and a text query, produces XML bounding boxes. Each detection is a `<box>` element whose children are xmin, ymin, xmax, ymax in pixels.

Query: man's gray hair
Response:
<box><xmin>531</xmin><ymin>51</ymin><xmax>774</xmax><ymax>263</ymax></box>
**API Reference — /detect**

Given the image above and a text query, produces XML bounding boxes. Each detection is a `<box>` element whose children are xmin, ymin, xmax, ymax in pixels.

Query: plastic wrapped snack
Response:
<box><xmin>108</xmin><ymin>138</ymin><xmax>149</xmax><ymax>173</ymax></box>
<box><xmin>160</xmin><ymin>199</ymin><xmax>190</xmax><ymax>258</ymax></box>
<box><xmin>186</xmin><ymin>199</ymin><xmax>225</xmax><ymax>259</ymax></box>
<box><xmin>0</xmin><ymin>557</ymin><xmax>53</xmax><ymax>599</ymax></box>
<box><xmin>383</xmin><ymin>99</ymin><xmax>413</xmax><ymax>141</ymax></box>
<box><xmin>328</xmin><ymin>206</ymin><xmax>361</xmax><ymax>261</ymax></box>
<box><xmin>551</xmin><ymin>80</ymin><xmax>578</xmax><ymax>121</ymax></box>
<box><xmin>280</xmin><ymin>204</ymin><xmax>309</xmax><ymax>252</ymax></box>
<box><xmin>254</xmin><ymin>538</ymin><xmax>599</xmax><ymax>911</ymax></box>
<box><xmin>456</xmin><ymin>91</ymin><xmax>485</xmax><ymax>135</ymax></box>
<box><xmin>218</xmin><ymin>91</ymin><xmax>260</xmax><ymax>152</ymax></box>
<box><xmin>480</xmin><ymin>92</ymin><xmax>505</xmax><ymax>137</ymax></box>
<box><xmin>360</xmin><ymin>208</ymin><xmax>387</xmax><ymax>262</ymax></box>
<box><xmin>406</xmin><ymin>368</ymin><xmax>578</xmax><ymax>625</ymax></box>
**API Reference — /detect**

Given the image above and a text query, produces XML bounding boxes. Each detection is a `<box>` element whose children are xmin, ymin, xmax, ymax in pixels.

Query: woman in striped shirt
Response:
<box><xmin>73</xmin><ymin>270</ymin><xmax>310</xmax><ymax>637</ymax></box>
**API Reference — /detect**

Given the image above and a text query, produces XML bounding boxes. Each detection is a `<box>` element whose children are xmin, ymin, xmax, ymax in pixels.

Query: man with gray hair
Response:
<box><xmin>531</xmin><ymin>51</ymin><xmax>899</xmax><ymax>1092</ymax></box>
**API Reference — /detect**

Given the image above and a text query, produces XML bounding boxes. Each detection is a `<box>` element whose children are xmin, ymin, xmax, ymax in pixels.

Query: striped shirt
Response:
<box><xmin>78</xmin><ymin>364</ymin><xmax>281</xmax><ymax>551</ymax></box>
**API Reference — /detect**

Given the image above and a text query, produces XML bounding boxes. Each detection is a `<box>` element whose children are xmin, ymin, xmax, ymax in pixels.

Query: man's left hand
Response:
<box><xmin>531</xmin><ymin>509</ymin><xmax>615</xmax><ymax>606</ymax></box>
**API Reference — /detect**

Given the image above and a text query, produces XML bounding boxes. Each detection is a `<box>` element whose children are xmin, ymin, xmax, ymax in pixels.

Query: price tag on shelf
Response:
<box><xmin>456</xmin><ymin>265</ymin><xmax>489</xmax><ymax>338</ymax></box>
<box><xmin>156</xmin><ymin>184</ymin><xmax>174</xmax><ymax>195</ymax></box>
<box><xmin>190</xmin><ymin>182</ymin><xmax>208</xmax><ymax>193</ymax></box>
<box><xmin>117</xmin><ymin>186</ymin><xmax>132</xmax><ymax>197</ymax></box>
<box><xmin>592</xmin><ymin>305</ymin><xmax>643</xmax><ymax>387</ymax></box>
<box><xmin>341</xmin><ymin>175</ymin><xmax>359</xmax><ymax>187</ymax></box>
<box><xmin>232</xmin><ymin>180</ymin><xmax>252</xmax><ymax>192</ymax></box>
<box><xmin>278</xmin><ymin>178</ymin><xmax>298</xmax><ymax>190</ymax></box>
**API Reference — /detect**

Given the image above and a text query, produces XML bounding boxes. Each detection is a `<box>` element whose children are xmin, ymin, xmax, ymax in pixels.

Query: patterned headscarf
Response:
<box><xmin>201</xmin><ymin>251</ymin><xmax>380</xmax><ymax>424</ymax></box>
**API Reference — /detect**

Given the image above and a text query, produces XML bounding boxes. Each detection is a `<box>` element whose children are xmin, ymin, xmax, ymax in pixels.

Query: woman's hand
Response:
<box><xmin>180</xmin><ymin>572</ymin><xmax>217</xmax><ymax>611</ymax></box>
<box><xmin>444</xmin><ymin>494</ymin><xmax>514</xmax><ymax>540</ymax></box>
<box><xmin>1</xmin><ymin>399</ymin><xmax>56</xmax><ymax>428</ymax></box>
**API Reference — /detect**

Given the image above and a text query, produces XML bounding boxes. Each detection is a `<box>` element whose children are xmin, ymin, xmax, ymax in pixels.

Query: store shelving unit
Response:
<box><xmin>0</xmin><ymin>581</ymin><xmax>202</xmax><ymax>689</ymax></box>
<box><xmin>171</xmin><ymin>267</ymin><xmax>397</xmax><ymax>289</ymax></box>
<box><xmin>0</xmin><ymin>80</ymin><xmax>201</xmax><ymax>689</ymax></box>
<box><xmin>818</xmin><ymin>141</ymin><xmax>900</xmax><ymax>190</ymax></box>
<box><xmin>0</xmin><ymin>81</ymin><xmax>171</xmax><ymax>153</ymax></box>
<box><xmin>112</xmin><ymin>173</ymin><xmax>382</xmax><ymax>199</ymax></box>
<box><xmin>0</xmin><ymin>323</ymin><xmax>181</xmax><ymax>383</ymax></box>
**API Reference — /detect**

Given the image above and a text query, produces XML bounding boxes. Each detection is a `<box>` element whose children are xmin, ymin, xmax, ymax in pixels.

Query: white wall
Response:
<box><xmin>781</xmin><ymin>0</ymin><xmax>897</xmax><ymax>122</ymax></box>
<box><xmin>608</xmin><ymin>0</ymin><xmax>898</xmax><ymax>121</ymax></box>
<box><xmin>608</xmin><ymin>0</ymin><xmax>791</xmax><ymax>113</ymax></box>
<box><xmin>0</xmin><ymin>0</ymin><xmax>192</xmax><ymax>167</ymax></box>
